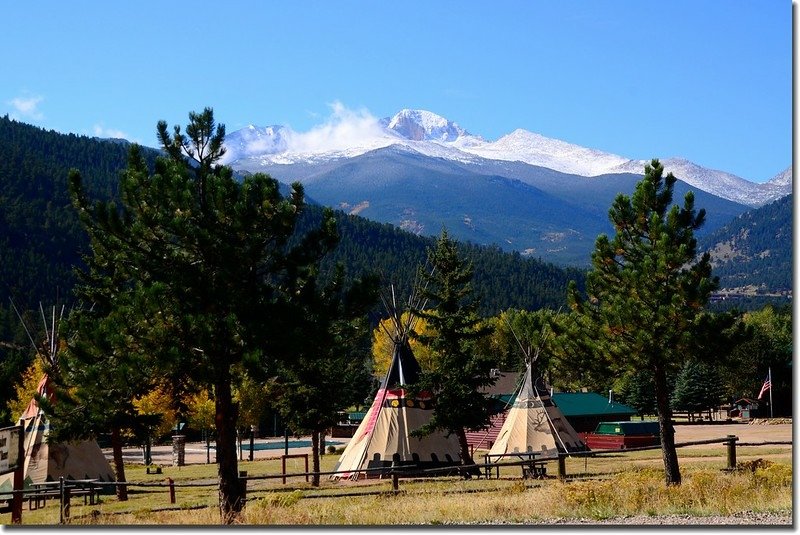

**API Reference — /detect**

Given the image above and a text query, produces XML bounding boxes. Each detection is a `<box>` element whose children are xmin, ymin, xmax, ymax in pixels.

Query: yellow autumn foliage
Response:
<box><xmin>133</xmin><ymin>384</ymin><xmax>178</xmax><ymax>438</ymax></box>
<box><xmin>7</xmin><ymin>358</ymin><xmax>45</xmax><ymax>421</ymax></box>
<box><xmin>371</xmin><ymin>312</ymin><xmax>435</xmax><ymax>378</ymax></box>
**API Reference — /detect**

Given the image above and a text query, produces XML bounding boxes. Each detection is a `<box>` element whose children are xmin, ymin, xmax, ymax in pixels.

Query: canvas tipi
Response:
<box><xmin>333</xmin><ymin>290</ymin><xmax>462</xmax><ymax>480</ymax></box>
<box><xmin>0</xmin><ymin>304</ymin><xmax>114</xmax><ymax>497</ymax></box>
<box><xmin>487</xmin><ymin>363</ymin><xmax>586</xmax><ymax>459</ymax></box>
<box><xmin>487</xmin><ymin>319</ymin><xmax>586</xmax><ymax>460</ymax></box>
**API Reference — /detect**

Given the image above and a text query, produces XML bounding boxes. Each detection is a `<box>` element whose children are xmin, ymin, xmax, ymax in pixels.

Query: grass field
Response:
<box><xmin>3</xmin><ymin>435</ymin><xmax>791</xmax><ymax>526</ymax></box>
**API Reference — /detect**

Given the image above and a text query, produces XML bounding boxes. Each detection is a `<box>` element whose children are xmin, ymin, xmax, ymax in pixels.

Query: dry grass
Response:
<box><xmin>5</xmin><ymin>446</ymin><xmax>792</xmax><ymax>526</ymax></box>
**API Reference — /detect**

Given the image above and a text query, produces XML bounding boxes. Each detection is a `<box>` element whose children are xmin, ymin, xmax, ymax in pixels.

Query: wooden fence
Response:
<box><xmin>3</xmin><ymin>435</ymin><xmax>791</xmax><ymax>524</ymax></box>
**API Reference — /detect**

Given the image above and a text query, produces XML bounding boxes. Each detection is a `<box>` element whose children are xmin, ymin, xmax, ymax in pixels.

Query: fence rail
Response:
<box><xmin>4</xmin><ymin>434</ymin><xmax>791</xmax><ymax>524</ymax></box>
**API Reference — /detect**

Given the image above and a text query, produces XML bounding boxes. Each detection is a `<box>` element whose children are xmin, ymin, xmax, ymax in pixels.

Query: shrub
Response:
<box><xmin>754</xmin><ymin>463</ymin><xmax>792</xmax><ymax>488</ymax></box>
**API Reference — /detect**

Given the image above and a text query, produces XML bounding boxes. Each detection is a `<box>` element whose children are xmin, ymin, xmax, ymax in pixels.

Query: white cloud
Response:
<box><xmin>8</xmin><ymin>95</ymin><xmax>44</xmax><ymax>121</ymax></box>
<box><xmin>289</xmin><ymin>101</ymin><xmax>391</xmax><ymax>154</ymax></box>
<box><xmin>92</xmin><ymin>123</ymin><xmax>130</xmax><ymax>140</ymax></box>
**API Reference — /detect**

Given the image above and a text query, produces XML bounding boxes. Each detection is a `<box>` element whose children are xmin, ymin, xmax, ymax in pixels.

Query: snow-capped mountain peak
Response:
<box><xmin>223</xmin><ymin>108</ymin><xmax>790</xmax><ymax>207</ymax></box>
<box><xmin>221</xmin><ymin>124</ymin><xmax>290</xmax><ymax>164</ymax></box>
<box><xmin>767</xmin><ymin>167</ymin><xmax>792</xmax><ymax>188</ymax></box>
<box><xmin>383</xmin><ymin>109</ymin><xmax>472</xmax><ymax>143</ymax></box>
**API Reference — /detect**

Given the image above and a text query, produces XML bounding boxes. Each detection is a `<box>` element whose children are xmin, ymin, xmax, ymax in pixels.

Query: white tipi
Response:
<box><xmin>333</xmin><ymin>289</ymin><xmax>462</xmax><ymax>480</ymax></box>
<box><xmin>0</xmin><ymin>304</ymin><xmax>114</xmax><ymax>496</ymax></box>
<box><xmin>487</xmin><ymin>320</ymin><xmax>586</xmax><ymax>460</ymax></box>
<box><xmin>488</xmin><ymin>364</ymin><xmax>586</xmax><ymax>459</ymax></box>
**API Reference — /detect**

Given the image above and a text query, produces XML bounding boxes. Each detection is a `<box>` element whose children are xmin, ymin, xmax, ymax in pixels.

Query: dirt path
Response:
<box><xmin>673</xmin><ymin>421</ymin><xmax>792</xmax><ymax>444</ymax></box>
<box><xmin>114</xmin><ymin>420</ymin><xmax>792</xmax><ymax>467</ymax></box>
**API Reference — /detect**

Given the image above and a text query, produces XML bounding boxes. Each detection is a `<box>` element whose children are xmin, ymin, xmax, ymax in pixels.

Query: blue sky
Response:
<box><xmin>1</xmin><ymin>1</ymin><xmax>791</xmax><ymax>183</ymax></box>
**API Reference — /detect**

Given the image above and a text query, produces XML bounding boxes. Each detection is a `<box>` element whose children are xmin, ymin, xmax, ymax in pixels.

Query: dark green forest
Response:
<box><xmin>701</xmin><ymin>194</ymin><xmax>792</xmax><ymax>293</ymax></box>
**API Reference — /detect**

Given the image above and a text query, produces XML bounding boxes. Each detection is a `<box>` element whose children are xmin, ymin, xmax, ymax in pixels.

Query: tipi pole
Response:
<box><xmin>768</xmin><ymin>367</ymin><xmax>773</xmax><ymax>418</ymax></box>
<box><xmin>9</xmin><ymin>297</ymin><xmax>37</xmax><ymax>352</ymax></box>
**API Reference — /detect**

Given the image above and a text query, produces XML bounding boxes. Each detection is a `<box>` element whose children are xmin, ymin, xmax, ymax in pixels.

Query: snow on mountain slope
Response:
<box><xmin>754</xmin><ymin>167</ymin><xmax>793</xmax><ymax>204</ymax></box>
<box><xmin>636</xmin><ymin>158</ymin><xmax>769</xmax><ymax>207</ymax></box>
<box><xmin>462</xmin><ymin>128</ymin><xmax>632</xmax><ymax>176</ymax></box>
<box><xmin>223</xmin><ymin>108</ymin><xmax>790</xmax><ymax>207</ymax></box>
<box><xmin>221</xmin><ymin>124</ymin><xmax>290</xmax><ymax>163</ymax></box>
<box><xmin>765</xmin><ymin>167</ymin><xmax>792</xmax><ymax>188</ymax></box>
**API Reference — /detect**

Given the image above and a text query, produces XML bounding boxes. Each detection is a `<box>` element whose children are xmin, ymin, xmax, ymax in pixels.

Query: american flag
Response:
<box><xmin>757</xmin><ymin>375</ymin><xmax>771</xmax><ymax>400</ymax></box>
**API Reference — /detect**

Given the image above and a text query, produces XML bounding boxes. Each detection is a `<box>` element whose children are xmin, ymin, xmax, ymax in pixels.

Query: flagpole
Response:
<box><xmin>768</xmin><ymin>367</ymin><xmax>773</xmax><ymax>418</ymax></box>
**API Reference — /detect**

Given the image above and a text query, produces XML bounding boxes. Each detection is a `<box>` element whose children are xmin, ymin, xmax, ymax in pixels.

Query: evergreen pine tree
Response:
<box><xmin>68</xmin><ymin>108</ymin><xmax>339</xmax><ymax>522</ymax></box>
<box><xmin>568</xmin><ymin>159</ymin><xmax>719</xmax><ymax>486</ymax></box>
<box><xmin>670</xmin><ymin>360</ymin><xmax>724</xmax><ymax>418</ymax></box>
<box><xmin>619</xmin><ymin>370</ymin><xmax>657</xmax><ymax>419</ymax></box>
<box><xmin>412</xmin><ymin>229</ymin><xmax>495</xmax><ymax>472</ymax></box>
<box><xmin>268</xmin><ymin>266</ymin><xmax>378</xmax><ymax>487</ymax></box>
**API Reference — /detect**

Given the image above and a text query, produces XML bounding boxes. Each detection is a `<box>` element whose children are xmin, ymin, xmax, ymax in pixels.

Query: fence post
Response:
<box><xmin>63</xmin><ymin>484</ymin><xmax>71</xmax><ymax>522</ymax></box>
<box><xmin>726</xmin><ymin>435</ymin><xmax>738</xmax><ymax>470</ymax></box>
<box><xmin>167</xmin><ymin>477</ymin><xmax>176</xmax><ymax>504</ymax></box>
<box><xmin>58</xmin><ymin>477</ymin><xmax>67</xmax><ymax>524</ymax></box>
<box><xmin>558</xmin><ymin>454</ymin><xmax>566</xmax><ymax>479</ymax></box>
<box><xmin>391</xmin><ymin>461</ymin><xmax>399</xmax><ymax>492</ymax></box>
<box><xmin>239</xmin><ymin>471</ymin><xmax>248</xmax><ymax>504</ymax></box>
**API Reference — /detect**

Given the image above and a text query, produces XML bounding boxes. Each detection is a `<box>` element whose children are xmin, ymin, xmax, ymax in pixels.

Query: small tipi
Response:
<box><xmin>333</xmin><ymin>290</ymin><xmax>462</xmax><ymax>480</ymax></box>
<box><xmin>487</xmin><ymin>320</ymin><xmax>586</xmax><ymax>460</ymax></box>
<box><xmin>488</xmin><ymin>364</ymin><xmax>586</xmax><ymax>459</ymax></box>
<box><xmin>0</xmin><ymin>304</ymin><xmax>114</xmax><ymax>496</ymax></box>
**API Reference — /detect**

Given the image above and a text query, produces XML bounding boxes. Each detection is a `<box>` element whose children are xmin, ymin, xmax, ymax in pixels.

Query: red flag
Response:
<box><xmin>757</xmin><ymin>376</ymin><xmax>771</xmax><ymax>400</ymax></box>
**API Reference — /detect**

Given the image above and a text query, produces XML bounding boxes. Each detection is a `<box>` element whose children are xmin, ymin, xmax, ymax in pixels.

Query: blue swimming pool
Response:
<box><xmin>199</xmin><ymin>439</ymin><xmax>343</xmax><ymax>452</ymax></box>
<box><xmin>245</xmin><ymin>440</ymin><xmax>342</xmax><ymax>451</ymax></box>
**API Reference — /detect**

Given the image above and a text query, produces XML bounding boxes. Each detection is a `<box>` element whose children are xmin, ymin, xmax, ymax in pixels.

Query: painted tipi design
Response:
<box><xmin>0</xmin><ymin>304</ymin><xmax>114</xmax><ymax>496</ymax></box>
<box><xmin>333</xmin><ymin>290</ymin><xmax>462</xmax><ymax>480</ymax></box>
<box><xmin>487</xmin><ymin>363</ymin><xmax>586</xmax><ymax>459</ymax></box>
<box><xmin>487</xmin><ymin>317</ymin><xmax>586</xmax><ymax>460</ymax></box>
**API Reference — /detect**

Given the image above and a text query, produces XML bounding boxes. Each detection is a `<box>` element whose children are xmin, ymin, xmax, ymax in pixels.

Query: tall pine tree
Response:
<box><xmin>268</xmin><ymin>265</ymin><xmax>377</xmax><ymax>487</ymax></box>
<box><xmin>412</xmin><ymin>229</ymin><xmax>495</xmax><ymax>471</ymax></box>
<box><xmin>68</xmin><ymin>108</ymin><xmax>339</xmax><ymax>522</ymax></box>
<box><xmin>568</xmin><ymin>159</ymin><xmax>718</xmax><ymax>485</ymax></box>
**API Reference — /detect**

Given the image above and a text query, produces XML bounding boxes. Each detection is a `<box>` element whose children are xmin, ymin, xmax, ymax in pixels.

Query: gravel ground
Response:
<box><xmin>546</xmin><ymin>511</ymin><xmax>793</xmax><ymax>525</ymax></box>
<box><xmin>445</xmin><ymin>511</ymin><xmax>793</xmax><ymax>526</ymax></box>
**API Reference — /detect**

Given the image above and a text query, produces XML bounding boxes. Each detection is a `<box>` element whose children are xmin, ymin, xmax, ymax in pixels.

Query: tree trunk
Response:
<box><xmin>311</xmin><ymin>430</ymin><xmax>321</xmax><ymax>487</ymax></box>
<box><xmin>109</xmin><ymin>426</ymin><xmax>128</xmax><ymax>501</ymax></box>
<box><xmin>653</xmin><ymin>364</ymin><xmax>681</xmax><ymax>485</ymax></box>
<box><xmin>215</xmin><ymin>375</ymin><xmax>244</xmax><ymax>524</ymax></box>
<box><xmin>456</xmin><ymin>428</ymin><xmax>478</xmax><ymax>479</ymax></box>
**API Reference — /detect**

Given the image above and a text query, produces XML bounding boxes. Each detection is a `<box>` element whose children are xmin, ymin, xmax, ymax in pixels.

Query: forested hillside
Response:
<box><xmin>0</xmin><ymin>115</ymin><xmax>583</xmax><ymax>314</ymax></box>
<box><xmin>701</xmin><ymin>194</ymin><xmax>792</xmax><ymax>295</ymax></box>
<box><xmin>0</xmin><ymin>116</ymin><xmax>585</xmax><ymax>420</ymax></box>
<box><xmin>298</xmin><ymin>209</ymin><xmax>585</xmax><ymax>316</ymax></box>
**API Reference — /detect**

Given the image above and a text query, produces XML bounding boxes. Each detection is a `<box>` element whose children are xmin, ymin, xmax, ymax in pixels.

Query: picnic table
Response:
<box><xmin>483</xmin><ymin>452</ymin><xmax>549</xmax><ymax>479</ymax></box>
<box><xmin>27</xmin><ymin>479</ymin><xmax>101</xmax><ymax>510</ymax></box>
